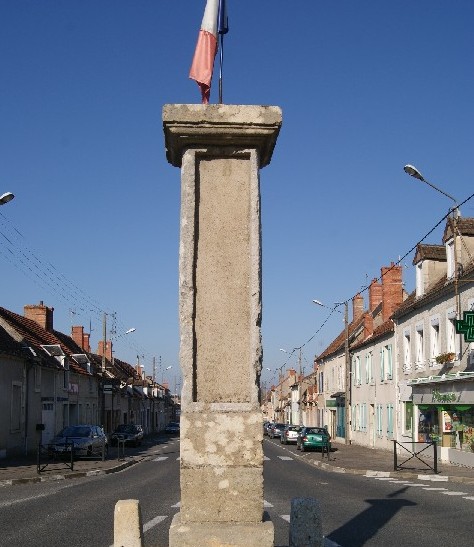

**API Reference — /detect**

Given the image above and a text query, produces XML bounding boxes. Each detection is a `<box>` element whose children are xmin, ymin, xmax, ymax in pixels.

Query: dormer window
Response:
<box><xmin>446</xmin><ymin>238</ymin><xmax>455</xmax><ymax>279</ymax></box>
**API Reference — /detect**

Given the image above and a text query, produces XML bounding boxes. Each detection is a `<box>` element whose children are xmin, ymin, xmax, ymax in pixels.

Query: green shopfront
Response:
<box><xmin>410</xmin><ymin>373</ymin><xmax>474</xmax><ymax>466</ymax></box>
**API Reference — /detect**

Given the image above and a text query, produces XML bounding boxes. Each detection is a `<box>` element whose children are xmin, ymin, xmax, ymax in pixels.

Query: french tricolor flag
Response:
<box><xmin>189</xmin><ymin>0</ymin><xmax>228</xmax><ymax>104</ymax></box>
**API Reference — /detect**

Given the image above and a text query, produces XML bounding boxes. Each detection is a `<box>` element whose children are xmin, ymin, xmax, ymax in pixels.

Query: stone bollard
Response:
<box><xmin>289</xmin><ymin>497</ymin><xmax>323</xmax><ymax>547</ymax></box>
<box><xmin>114</xmin><ymin>499</ymin><xmax>143</xmax><ymax>547</ymax></box>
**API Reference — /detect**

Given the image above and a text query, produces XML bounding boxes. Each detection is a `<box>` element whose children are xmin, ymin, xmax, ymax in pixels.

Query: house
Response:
<box><xmin>392</xmin><ymin>217</ymin><xmax>474</xmax><ymax>467</ymax></box>
<box><xmin>314</xmin><ymin>264</ymin><xmax>404</xmax><ymax>443</ymax></box>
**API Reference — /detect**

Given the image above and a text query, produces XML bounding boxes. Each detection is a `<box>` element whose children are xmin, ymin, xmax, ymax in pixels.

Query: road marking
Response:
<box><xmin>373</xmin><ymin>477</ymin><xmax>394</xmax><ymax>481</ymax></box>
<box><xmin>281</xmin><ymin>514</ymin><xmax>290</xmax><ymax>522</ymax></box>
<box><xmin>264</xmin><ymin>500</ymin><xmax>273</xmax><ymax>507</ymax></box>
<box><xmin>418</xmin><ymin>475</ymin><xmax>448</xmax><ymax>482</ymax></box>
<box><xmin>463</xmin><ymin>496</ymin><xmax>474</xmax><ymax>500</ymax></box>
<box><xmin>422</xmin><ymin>487</ymin><xmax>448</xmax><ymax>491</ymax></box>
<box><xmin>153</xmin><ymin>456</ymin><xmax>168</xmax><ymax>462</ymax></box>
<box><xmin>143</xmin><ymin>515</ymin><xmax>167</xmax><ymax>532</ymax></box>
<box><xmin>264</xmin><ymin>456</ymin><xmax>270</xmax><ymax>460</ymax></box>
<box><xmin>277</xmin><ymin>456</ymin><xmax>293</xmax><ymax>461</ymax></box>
<box><xmin>171</xmin><ymin>501</ymin><xmax>181</xmax><ymax>508</ymax></box>
<box><xmin>441</xmin><ymin>491</ymin><xmax>468</xmax><ymax>496</ymax></box>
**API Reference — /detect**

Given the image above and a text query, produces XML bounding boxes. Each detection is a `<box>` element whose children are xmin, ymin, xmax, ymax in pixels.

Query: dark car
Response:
<box><xmin>110</xmin><ymin>424</ymin><xmax>144</xmax><ymax>447</ymax></box>
<box><xmin>165</xmin><ymin>422</ymin><xmax>180</xmax><ymax>434</ymax></box>
<box><xmin>296</xmin><ymin>427</ymin><xmax>331</xmax><ymax>452</ymax></box>
<box><xmin>269</xmin><ymin>423</ymin><xmax>286</xmax><ymax>439</ymax></box>
<box><xmin>49</xmin><ymin>425</ymin><xmax>108</xmax><ymax>458</ymax></box>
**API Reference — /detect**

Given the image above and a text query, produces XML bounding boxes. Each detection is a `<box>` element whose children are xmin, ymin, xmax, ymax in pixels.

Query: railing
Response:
<box><xmin>393</xmin><ymin>440</ymin><xmax>438</xmax><ymax>474</ymax></box>
<box><xmin>37</xmin><ymin>441</ymin><xmax>75</xmax><ymax>474</ymax></box>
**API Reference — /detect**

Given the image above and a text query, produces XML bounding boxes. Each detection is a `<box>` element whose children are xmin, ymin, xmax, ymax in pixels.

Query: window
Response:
<box><xmin>415</xmin><ymin>262</ymin><xmax>423</xmax><ymax>297</ymax></box>
<box><xmin>34</xmin><ymin>366</ymin><xmax>41</xmax><ymax>392</ymax></box>
<box><xmin>446</xmin><ymin>239</ymin><xmax>455</xmax><ymax>279</ymax></box>
<box><xmin>404</xmin><ymin>402</ymin><xmax>413</xmax><ymax>434</ymax></box>
<box><xmin>415</xmin><ymin>325</ymin><xmax>425</xmax><ymax>369</ymax></box>
<box><xmin>365</xmin><ymin>353</ymin><xmax>370</xmax><ymax>384</ymax></box>
<box><xmin>469</xmin><ymin>299</ymin><xmax>474</xmax><ymax>365</ymax></box>
<box><xmin>379</xmin><ymin>347</ymin><xmax>385</xmax><ymax>382</ymax></box>
<box><xmin>360</xmin><ymin>403</ymin><xmax>367</xmax><ymax>433</ymax></box>
<box><xmin>355</xmin><ymin>356</ymin><xmax>361</xmax><ymax>385</ymax></box>
<box><xmin>352</xmin><ymin>405</ymin><xmax>357</xmax><ymax>432</ymax></box>
<box><xmin>11</xmin><ymin>382</ymin><xmax>22</xmax><ymax>432</ymax></box>
<box><xmin>376</xmin><ymin>404</ymin><xmax>383</xmax><ymax>437</ymax></box>
<box><xmin>403</xmin><ymin>330</ymin><xmax>411</xmax><ymax>372</ymax></box>
<box><xmin>386</xmin><ymin>404</ymin><xmax>394</xmax><ymax>438</ymax></box>
<box><xmin>430</xmin><ymin>317</ymin><xmax>440</xmax><ymax>365</ymax></box>
<box><xmin>446</xmin><ymin>308</ymin><xmax>458</xmax><ymax>358</ymax></box>
<box><xmin>386</xmin><ymin>344</ymin><xmax>393</xmax><ymax>380</ymax></box>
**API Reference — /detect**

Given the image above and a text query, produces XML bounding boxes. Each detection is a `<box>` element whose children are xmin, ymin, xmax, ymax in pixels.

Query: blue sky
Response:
<box><xmin>1</xmin><ymin>1</ymin><xmax>473</xmax><ymax>391</ymax></box>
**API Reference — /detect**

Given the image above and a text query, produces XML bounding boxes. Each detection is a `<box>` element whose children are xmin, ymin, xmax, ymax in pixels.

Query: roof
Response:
<box><xmin>413</xmin><ymin>244</ymin><xmax>446</xmax><ymax>265</ymax></box>
<box><xmin>350</xmin><ymin>319</ymin><xmax>394</xmax><ymax>351</ymax></box>
<box><xmin>443</xmin><ymin>217</ymin><xmax>474</xmax><ymax>243</ymax></box>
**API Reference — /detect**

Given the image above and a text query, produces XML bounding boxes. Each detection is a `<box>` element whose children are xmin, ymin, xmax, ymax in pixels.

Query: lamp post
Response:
<box><xmin>314</xmin><ymin>299</ymin><xmax>351</xmax><ymax>445</ymax></box>
<box><xmin>0</xmin><ymin>192</ymin><xmax>14</xmax><ymax>205</ymax></box>
<box><xmin>404</xmin><ymin>163</ymin><xmax>461</xmax><ymax>316</ymax></box>
<box><xmin>403</xmin><ymin>165</ymin><xmax>459</xmax><ymax>216</ymax></box>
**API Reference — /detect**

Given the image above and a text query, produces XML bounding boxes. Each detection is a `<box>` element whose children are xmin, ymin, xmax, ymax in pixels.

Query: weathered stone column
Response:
<box><xmin>163</xmin><ymin>104</ymin><xmax>282</xmax><ymax>547</ymax></box>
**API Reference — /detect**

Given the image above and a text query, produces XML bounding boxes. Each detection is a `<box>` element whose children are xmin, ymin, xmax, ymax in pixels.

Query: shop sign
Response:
<box><xmin>325</xmin><ymin>400</ymin><xmax>337</xmax><ymax>407</ymax></box>
<box><xmin>432</xmin><ymin>389</ymin><xmax>457</xmax><ymax>404</ymax></box>
<box><xmin>456</xmin><ymin>311</ymin><xmax>474</xmax><ymax>342</ymax></box>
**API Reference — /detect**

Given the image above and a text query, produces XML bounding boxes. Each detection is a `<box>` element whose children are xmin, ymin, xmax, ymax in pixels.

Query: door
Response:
<box><xmin>41</xmin><ymin>402</ymin><xmax>55</xmax><ymax>445</ymax></box>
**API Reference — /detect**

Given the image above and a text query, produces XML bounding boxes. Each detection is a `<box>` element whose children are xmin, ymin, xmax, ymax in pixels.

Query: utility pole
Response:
<box><xmin>344</xmin><ymin>301</ymin><xmax>351</xmax><ymax>445</ymax></box>
<box><xmin>101</xmin><ymin>312</ymin><xmax>107</xmax><ymax>430</ymax></box>
<box><xmin>298</xmin><ymin>348</ymin><xmax>303</xmax><ymax>426</ymax></box>
<box><xmin>153</xmin><ymin>356</ymin><xmax>156</xmax><ymax>383</ymax></box>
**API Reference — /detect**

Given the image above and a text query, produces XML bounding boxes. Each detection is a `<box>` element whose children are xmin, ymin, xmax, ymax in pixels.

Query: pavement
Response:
<box><xmin>1</xmin><ymin>436</ymin><xmax>473</xmax><ymax>487</ymax></box>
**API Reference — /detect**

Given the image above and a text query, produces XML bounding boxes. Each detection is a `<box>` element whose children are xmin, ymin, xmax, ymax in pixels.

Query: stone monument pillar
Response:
<box><xmin>163</xmin><ymin>104</ymin><xmax>282</xmax><ymax>547</ymax></box>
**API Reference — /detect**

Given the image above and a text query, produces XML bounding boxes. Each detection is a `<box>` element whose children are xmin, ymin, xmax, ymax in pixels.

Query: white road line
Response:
<box><xmin>441</xmin><ymin>491</ymin><xmax>468</xmax><ymax>496</ymax></box>
<box><xmin>463</xmin><ymin>496</ymin><xmax>474</xmax><ymax>500</ymax></box>
<box><xmin>281</xmin><ymin>514</ymin><xmax>290</xmax><ymax>522</ymax></box>
<box><xmin>264</xmin><ymin>456</ymin><xmax>270</xmax><ymax>460</ymax></box>
<box><xmin>153</xmin><ymin>456</ymin><xmax>168</xmax><ymax>462</ymax></box>
<box><xmin>418</xmin><ymin>475</ymin><xmax>448</xmax><ymax>482</ymax></box>
<box><xmin>264</xmin><ymin>500</ymin><xmax>273</xmax><ymax>507</ymax></box>
<box><xmin>423</xmin><ymin>487</ymin><xmax>448</xmax><ymax>491</ymax></box>
<box><xmin>366</xmin><ymin>471</ymin><xmax>390</xmax><ymax>478</ymax></box>
<box><xmin>373</xmin><ymin>477</ymin><xmax>395</xmax><ymax>481</ymax></box>
<box><xmin>277</xmin><ymin>456</ymin><xmax>294</xmax><ymax>461</ymax></box>
<box><xmin>171</xmin><ymin>501</ymin><xmax>181</xmax><ymax>508</ymax></box>
<box><xmin>143</xmin><ymin>515</ymin><xmax>167</xmax><ymax>532</ymax></box>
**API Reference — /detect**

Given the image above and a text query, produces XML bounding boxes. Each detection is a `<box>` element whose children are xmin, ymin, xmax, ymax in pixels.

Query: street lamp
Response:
<box><xmin>403</xmin><ymin>164</ymin><xmax>459</xmax><ymax>216</ymax></box>
<box><xmin>163</xmin><ymin>365</ymin><xmax>172</xmax><ymax>383</ymax></box>
<box><xmin>314</xmin><ymin>298</ymin><xmax>351</xmax><ymax>445</ymax></box>
<box><xmin>0</xmin><ymin>192</ymin><xmax>14</xmax><ymax>205</ymax></box>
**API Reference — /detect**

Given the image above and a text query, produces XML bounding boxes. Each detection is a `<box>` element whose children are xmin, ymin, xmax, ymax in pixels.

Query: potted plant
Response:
<box><xmin>435</xmin><ymin>352</ymin><xmax>456</xmax><ymax>365</ymax></box>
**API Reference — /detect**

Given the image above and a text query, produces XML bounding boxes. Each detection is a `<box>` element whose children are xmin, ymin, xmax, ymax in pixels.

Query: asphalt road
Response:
<box><xmin>1</xmin><ymin>435</ymin><xmax>474</xmax><ymax>546</ymax></box>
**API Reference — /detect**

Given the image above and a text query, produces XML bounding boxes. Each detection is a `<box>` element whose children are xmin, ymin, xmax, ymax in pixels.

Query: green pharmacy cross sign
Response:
<box><xmin>456</xmin><ymin>311</ymin><xmax>474</xmax><ymax>342</ymax></box>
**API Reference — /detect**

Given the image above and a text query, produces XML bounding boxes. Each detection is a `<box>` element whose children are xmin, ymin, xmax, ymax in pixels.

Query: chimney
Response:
<box><xmin>24</xmin><ymin>301</ymin><xmax>54</xmax><ymax>332</ymax></box>
<box><xmin>381</xmin><ymin>263</ymin><xmax>403</xmax><ymax>322</ymax></box>
<box><xmin>369</xmin><ymin>278</ymin><xmax>383</xmax><ymax>313</ymax></box>
<box><xmin>352</xmin><ymin>293</ymin><xmax>364</xmax><ymax>321</ymax></box>
<box><xmin>72</xmin><ymin>326</ymin><xmax>84</xmax><ymax>349</ymax></box>
<box><xmin>363</xmin><ymin>313</ymin><xmax>373</xmax><ymax>339</ymax></box>
<box><xmin>97</xmin><ymin>340</ymin><xmax>113</xmax><ymax>361</ymax></box>
<box><xmin>83</xmin><ymin>332</ymin><xmax>91</xmax><ymax>353</ymax></box>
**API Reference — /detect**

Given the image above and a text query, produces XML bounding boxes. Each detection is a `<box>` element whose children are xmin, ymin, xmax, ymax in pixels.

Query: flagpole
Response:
<box><xmin>218</xmin><ymin>33</ymin><xmax>224</xmax><ymax>104</ymax></box>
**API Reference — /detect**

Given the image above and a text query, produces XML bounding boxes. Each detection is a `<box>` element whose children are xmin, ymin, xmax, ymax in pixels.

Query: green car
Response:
<box><xmin>296</xmin><ymin>427</ymin><xmax>331</xmax><ymax>452</ymax></box>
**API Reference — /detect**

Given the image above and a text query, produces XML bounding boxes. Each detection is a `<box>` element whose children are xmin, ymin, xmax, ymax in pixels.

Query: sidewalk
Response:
<box><xmin>309</xmin><ymin>440</ymin><xmax>474</xmax><ymax>483</ymax></box>
<box><xmin>2</xmin><ymin>438</ymin><xmax>473</xmax><ymax>487</ymax></box>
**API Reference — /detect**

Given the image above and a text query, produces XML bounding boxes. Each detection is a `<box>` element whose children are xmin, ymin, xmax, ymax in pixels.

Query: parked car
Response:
<box><xmin>165</xmin><ymin>422</ymin><xmax>180</xmax><ymax>434</ymax></box>
<box><xmin>263</xmin><ymin>422</ymin><xmax>273</xmax><ymax>436</ymax></box>
<box><xmin>269</xmin><ymin>423</ymin><xmax>286</xmax><ymax>439</ymax></box>
<box><xmin>296</xmin><ymin>427</ymin><xmax>331</xmax><ymax>452</ymax></box>
<box><xmin>110</xmin><ymin>424</ymin><xmax>144</xmax><ymax>447</ymax></box>
<box><xmin>280</xmin><ymin>425</ymin><xmax>301</xmax><ymax>444</ymax></box>
<box><xmin>48</xmin><ymin>425</ymin><xmax>108</xmax><ymax>458</ymax></box>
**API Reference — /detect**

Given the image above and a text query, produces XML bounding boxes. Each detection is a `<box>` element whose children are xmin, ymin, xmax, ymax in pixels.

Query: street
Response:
<box><xmin>1</xmin><ymin>435</ymin><xmax>474</xmax><ymax>546</ymax></box>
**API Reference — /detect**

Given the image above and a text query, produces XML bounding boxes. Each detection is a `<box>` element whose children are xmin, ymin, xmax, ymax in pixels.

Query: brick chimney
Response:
<box><xmin>369</xmin><ymin>278</ymin><xmax>383</xmax><ymax>313</ymax></box>
<box><xmin>363</xmin><ymin>313</ymin><xmax>374</xmax><ymax>339</ymax></box>
<box><xmin>381</xmin><ymin>263</ymin><xmax>403</xmax><ymax>322</ymax></box>
<box><xmin>97</xmin><ymin>340</ymin><xmax>113</xmax><ymax>361</ymax></box>
<box><xmin>71</xmin><ymin>326</ymin><xmax>91</xmax><ymax>352</ymax></box>
<box><xmin>24</xmin><ymin>301</ymin><xmax>54</xmax><ymax>332</ymax></box>
<box><xmin>352</xmin><ymin>293</ymin><xmax>364</xmax><ymax>321</ymax></box>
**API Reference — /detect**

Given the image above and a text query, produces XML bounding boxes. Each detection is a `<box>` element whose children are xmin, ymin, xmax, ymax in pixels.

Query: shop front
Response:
<box><xmin>411</xmin><ymin>374</ymin><xmax>474</xmax><ymax>467</ymax></box>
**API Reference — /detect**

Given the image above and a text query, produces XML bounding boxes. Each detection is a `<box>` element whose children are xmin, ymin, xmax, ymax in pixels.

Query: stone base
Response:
<box><xmin>169</xmin><ymin>512</ymin><xmax>274</xmax><ymax>547</ymax></box>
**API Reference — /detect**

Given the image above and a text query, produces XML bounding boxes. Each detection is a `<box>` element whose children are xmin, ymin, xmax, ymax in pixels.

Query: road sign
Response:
<box><xmin>456</xmin><ymin>311</ymin><xmax>474</xmax><ymax>342</ymax></box>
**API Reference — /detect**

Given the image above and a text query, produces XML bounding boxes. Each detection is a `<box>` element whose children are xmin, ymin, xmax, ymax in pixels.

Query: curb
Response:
<box><xmin>0</xmin><ymin>458</ymin><xmax>139</xmax><ymax>488</ymax></box>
